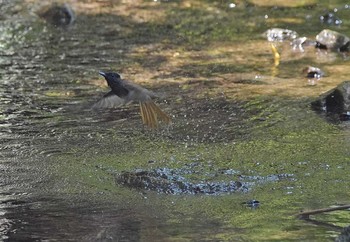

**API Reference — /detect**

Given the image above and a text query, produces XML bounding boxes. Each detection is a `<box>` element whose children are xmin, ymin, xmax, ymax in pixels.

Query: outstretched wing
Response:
<box><xmin>92</xmin><ymin>91</ymin><xmax>126</xmax><ymax>109</ymax></box>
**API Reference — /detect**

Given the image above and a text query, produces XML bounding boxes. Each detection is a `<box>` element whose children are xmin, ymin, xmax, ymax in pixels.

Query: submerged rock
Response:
<box><xmin>320</xmin><ymin>12</ymin><xmax>342</xmax><ymax>25</ymax></box>
<box><xmin>316</xmin><ymin>29</ymin><xmax>350</xmax><ymax>52</ymax></box>
<box><xmin>242</xmin><ymin>200</ymin><xmax>260</xmax><ymax>209</ymax></box>
<box><xmin>336</xmin><ymin>225</ymin><xmax>350</xmax><ymax>242</ymax></box>
<box><xmin>311</xmin><ymin>81</ymin><xmax>350</xmax><ymax>121</ymax></box>
<box><xmin>37</xmin><ymin>3</ymin><xmax>75</xmax><ymax>27</ymax></box>
<box><xmin>116</xmin><ymin>168</ymin><xmax>244</xmax><ymax>195</ymax></box>
<box><xmin>264</xmin><ymin>28</ymin><xmax>298</xmax><ymax>42</ymax></box>
<box><xmin>116</xmin><ymin>166</ymin><xmax>294</xmax><ymax>195</ymax></box>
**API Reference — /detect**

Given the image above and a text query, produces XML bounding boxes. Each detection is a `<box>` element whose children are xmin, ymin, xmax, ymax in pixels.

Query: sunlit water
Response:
<box><xmin>1</xmin><ymin>0</ymin><xmax>350</xmax><ymax>241</ymax></box>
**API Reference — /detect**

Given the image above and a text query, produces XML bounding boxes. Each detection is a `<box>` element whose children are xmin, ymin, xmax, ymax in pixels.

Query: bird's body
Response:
<box><xmin>94</xmin><ymin>71</ymin><xmax>171</xmax><ymax>128</ymax></box>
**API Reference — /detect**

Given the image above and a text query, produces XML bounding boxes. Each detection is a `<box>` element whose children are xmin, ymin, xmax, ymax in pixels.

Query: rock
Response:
<box><xmin>242</xmin><ymin>200</ymin><xmax>260</xmax><ymax>209</ymax></box>
<box><xmin>335</xmin><ymin>226</ymin><xmax>350</xmax><ymax>242</ymax></box>
<box><xmin>316</xmin><ymin>29</ymin><xmax>350</xmax><ymax>51</ymax></box>
<box><xmin>320</xmin><ymin>12</ymin><xmax>342</xmax><ymax>25</ymax></box>
<box><xmin>116</xmin><ymin>168</ymin><xmax>244</xmax><ymax>195</ymax></box>
<box><xmin>37</xmin><ymin>3</ymin><xmax>75</xmax><ymax>27</ymax></box>
<box><xmin>303</xmin><ymin>66</ymin><xmax>325</xmax><ymax>79</ymax></box>
<box><xmin>291</xmin><ymin>37</ymin><xmax>316</xmax><ymax>51</ymax></box>
<box><xmin>311</xmin><ymin>81</ymin><xmax>350</xmax><ymax>121</ymax></box>
<box><xmin>116</xmin><ymin>167</ymin><xmax>294</xmax><ymax>195</ymax></box>
<box><xmin>264</xmin><ymin>28</ymin><xmax>298</xmax><ymax>42</ymax></box>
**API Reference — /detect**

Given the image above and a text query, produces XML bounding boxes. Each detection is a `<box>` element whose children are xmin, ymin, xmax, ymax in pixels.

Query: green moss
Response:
<box><xmin>48</xmin><ymin>91</ymin><xmax>349</xmax><ymax>240</ymax></box>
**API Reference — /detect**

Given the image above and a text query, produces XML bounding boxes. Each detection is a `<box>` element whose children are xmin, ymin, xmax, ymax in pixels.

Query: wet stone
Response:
<box><xmin>264</xmin><ymin>28</ymin><xmax>298</xmax><ymax>42</ymax></box>
<box><xmin>37</xmin><ymin>3</ymin><xmax>75</xmax><ymax>27</ymax></box>
<box><xmin>291</xmin><ymin>37</ymin><xmax>316</xmax><ymax>51</ymax></box>
<box><xmin>242</xmin><ymin>200</ymin><xmax>260</xmax><ymax>209</ymax></box>
<box><xmin>316</xmin><ymin>29</ymin><xmax>350</xmax><ymax>52</ymax></box>
<box><xmin>320</xmin><ymin>12</ymin><xmax>342</xmax><ymax>25</ymax></box>
<box><xmin>303</xmin><ymin>66</ymin><xmax>325</xmax><ymax>79</ymax></box>
<box><xmin>311</xmin><ymin>81</ymin><xmax>350</xmax><ymax>121</ymax></box>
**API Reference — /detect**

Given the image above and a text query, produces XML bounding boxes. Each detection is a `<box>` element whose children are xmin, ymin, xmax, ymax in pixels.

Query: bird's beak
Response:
<box><xmin>98</xmin><ymin>71</ymin><xmax>106</xmax><ymax>77</ymax></box>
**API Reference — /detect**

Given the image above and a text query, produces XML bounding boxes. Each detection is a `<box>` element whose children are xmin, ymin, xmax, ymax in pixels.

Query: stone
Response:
<box><xmin>316</xmin><ymin>29</ymin><xmax>350</xmax><ymax>51</ymax></box>
<box><xmin>312</xmin><ymin>81</ymin><xmax>350</xmax><ymax>121</ymax></box>
<box><xmin>264</xmin><ymin>28</ymin><xmax>298</xmax><ymax>42</ymax></box>
<box><xmin>37</xmin><ymin>3</ymin><xmax>75</xmax><ymax>27</ymax></box>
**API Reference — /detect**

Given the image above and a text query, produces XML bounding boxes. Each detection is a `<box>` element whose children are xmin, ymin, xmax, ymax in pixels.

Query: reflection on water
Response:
<box><xmin>3</xmin><ymin>198</ymin><xmax>143</xmax><ymax>241</ymax></box>
<box><xmin>0</xmin><ymin>0</ymin><xmax>349</xmax><ymax>241</ymax></box>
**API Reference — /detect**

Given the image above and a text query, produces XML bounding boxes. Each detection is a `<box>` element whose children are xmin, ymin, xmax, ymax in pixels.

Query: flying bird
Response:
<box><xmin>93</xmin><ymin>71</ymin><xmax>171</xmax><ymax>128</ymax></box>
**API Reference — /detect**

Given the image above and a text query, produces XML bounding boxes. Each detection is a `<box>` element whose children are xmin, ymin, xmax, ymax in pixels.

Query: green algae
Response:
<box><xmin>49</xmin><ymin>93</ymin><xmax>349</xmax><ymax>240</ymax></box>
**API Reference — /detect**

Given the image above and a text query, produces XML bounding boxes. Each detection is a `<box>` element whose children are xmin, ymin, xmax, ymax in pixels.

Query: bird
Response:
<box><xmin>93</xmin><ymin>71</ymin><xmax>171</xmax><ymax>128</ymax></box>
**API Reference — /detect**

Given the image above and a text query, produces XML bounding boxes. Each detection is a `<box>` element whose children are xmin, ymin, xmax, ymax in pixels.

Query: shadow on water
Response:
<box><xmin>3</xmin><ymin>197</ymin><xmax>143</xmax><ymax>241</ymax></box>
<box><xmin>1</xmin><ymin>0</ymin><xmax>350</xmax><ymax>241</ymax></box>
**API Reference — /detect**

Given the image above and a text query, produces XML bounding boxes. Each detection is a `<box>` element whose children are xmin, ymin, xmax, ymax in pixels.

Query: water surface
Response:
<box><xmin>1</xmin><ymin>0</ymin><xmax>350</xmax><ymax>241</ymax></box>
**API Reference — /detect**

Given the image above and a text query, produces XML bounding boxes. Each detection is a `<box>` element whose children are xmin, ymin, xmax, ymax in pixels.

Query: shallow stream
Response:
<box><xmin>1</xmin><ymin>0</ymin><xmax>350</xmax><ymax>241</ymax></box>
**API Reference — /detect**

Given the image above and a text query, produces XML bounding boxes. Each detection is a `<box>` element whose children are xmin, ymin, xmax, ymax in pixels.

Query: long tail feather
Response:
<box><xmin>140</xmin><ymin>102</ymin><xmax>157</xmax><ymax>128</ymax></box>
<box><xmin>148</xmin><ymin>102</ymin><xmax>171</xmax><ymax>124</ymax></box>
<box><xmin>145</xmin><ymin>103</ymin><xmax>157</xmax><ymax>128</ymax></box>
<box><xmin>140</xmin><ymin>103</ymin><xmax>146</xmax><ymax>124</ymax></box>
<box><xmin>139</xmin><ymin>101</ymin><xmax>171</xmax><ymax>128</ymax></box>
<box><xmin>140</xmin><ymin>102</ymin><xmax>152</xmax><ymax>128</ymax></box>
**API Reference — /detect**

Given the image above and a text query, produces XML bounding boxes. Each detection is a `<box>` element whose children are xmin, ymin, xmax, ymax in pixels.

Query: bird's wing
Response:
<box><xmin>122</xmin><ymin>80</ymin><xmax>156</xmax><ymax>102</ymax></box>
<box><xmin>92</xmin><ymin>91</ymin><xmax>126</xmax><ymax>109</ymax></box>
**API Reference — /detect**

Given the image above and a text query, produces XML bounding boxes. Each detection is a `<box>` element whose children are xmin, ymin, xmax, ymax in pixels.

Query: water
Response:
<box><xmin>1</xmin><ymin>0</ymin><xmax>350</xmax><ymax>241</ymax></box>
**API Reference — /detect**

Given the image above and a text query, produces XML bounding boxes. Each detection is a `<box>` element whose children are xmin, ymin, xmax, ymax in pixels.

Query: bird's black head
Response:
<box><xmin>98</xmin><ymin>71</ymin><xmax>129</xmax><ymax>97</ymax></box>
<box><xmin>99</xmin><ymin>71</ymin><xmax>121</xmax><ymax>80</ymax></box>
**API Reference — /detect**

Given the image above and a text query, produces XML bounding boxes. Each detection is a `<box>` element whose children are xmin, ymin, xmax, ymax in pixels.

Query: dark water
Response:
<box><xmin>1</xmin><ymin>0</ymin><xmax>350</xmax><ymax>241</ymax></box>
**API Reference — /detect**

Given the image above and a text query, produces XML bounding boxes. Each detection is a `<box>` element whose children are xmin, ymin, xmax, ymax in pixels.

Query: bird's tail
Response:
<box><xmin>139</xmin><ymin>101</ymin><xmax>171</xmax><ymax>128</ymax></box>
